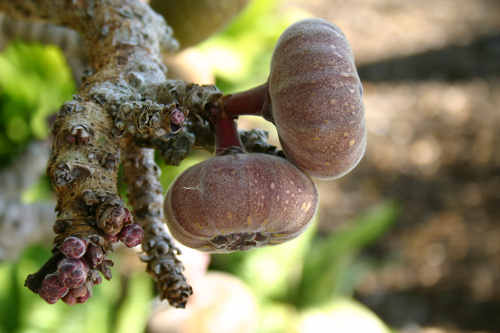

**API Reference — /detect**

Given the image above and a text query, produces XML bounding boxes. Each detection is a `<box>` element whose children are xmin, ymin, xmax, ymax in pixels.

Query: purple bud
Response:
<box><xmin>90</xmin><ymin>271</ymin><xmax>102</xmax><ymax>285</ymax></box>
<box><xmin>60</xmin><ymin>236</ymin><xmax>88</xmax><ymax>259</ymax></box>
<box><xmin>76</xmin><ymin>289</ymin><xmax>90</xmax><ymax>303</ymax></box>
<box><xmin>123</xmin><ymin>208</ymin><xmax>132</xmax><ymax>225</ymax></box>
<box><xmin>98</xmin><ymin>259</ymin><xmax>114</xmax><ymax>281</ymax></box>
<box><xmin>70</xmin><ymin>285</ymin><xmax>89</xmax><ymax>298</ymax></box>
<box><xmin>39</xmin><ymin>273</ymin><xmax>68</xmax><ymax>304</ymax></box>
<box><xmin>97</xmin><ymin>206</ymin><xmax>131</xmax><ymax>236</ymax></box>
<box><xmin>68</xmin><ymin>284</ymin><xmax>91</xmax><ymax>303</ymax></box>
<box><xmin>58</xmin><ymin>258</ymin><xmax>89</xmax><ymax>288</ymax></box>
<box><xmin>118</xmin><ymin>224</ymin><xmax>144</xmax><ymax>248</ymax></box>
<box><xmin>104</xmin><ymin>234</ymin><xmax>119</xmax><ymax>243</ymax></box>
<box><xmin>85</xmin><ymin>243</ymin><xmax>104</xmax><ymax>268</ymax></box>
<box><xmin>170</xmin><ymin>109</ymin><xmax>185</xmax><ymax>127</ymax></box>
<box><xmin>62</xmin><ymin>293</ymin><xmax>77</xmax><ymax>305</ymax></box>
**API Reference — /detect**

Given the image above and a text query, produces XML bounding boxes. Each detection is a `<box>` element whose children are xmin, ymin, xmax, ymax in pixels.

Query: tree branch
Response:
<box><xmin>0</xmin><ymin>0</ymin><xmax>221</xmax><ymax>306</ymax></box>
<box><xmin>122</xmin><ymin>144</ymin><xmax>192</xmax><ymax>307</ymax></box>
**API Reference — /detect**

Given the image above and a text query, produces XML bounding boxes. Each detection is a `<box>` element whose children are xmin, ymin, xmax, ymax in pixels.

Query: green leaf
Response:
<box><xmin>294</xmin><ymin>202</ymin><xmax>399</xmax><ymax>308</ymax></box>
<box><xmin>210</xmin><ymin>221</ymin><xmax>317</xmax><ymax>303</ymax></box>
<box><xmin>113</xmin><ymin>273</ymin><xmax>153</xmax><ymax>333</ymax></box>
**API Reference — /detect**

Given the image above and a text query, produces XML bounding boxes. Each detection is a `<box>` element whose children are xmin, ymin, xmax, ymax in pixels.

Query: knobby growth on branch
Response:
<box><xmin>0</xmin><ymin>0</ymin><xmax>365</xmax><ymax>308</ymax></box>
<box><xmin>0</xmin><ymin>0</ymin><xmax>241</xmax><ymax>307</ymax></box>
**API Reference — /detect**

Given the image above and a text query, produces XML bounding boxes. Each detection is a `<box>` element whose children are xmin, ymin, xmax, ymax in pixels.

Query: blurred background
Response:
<box><xmin>0</xmin><ymin>0</ymin><xmax>499</xmax><ymax>332</ymax></box>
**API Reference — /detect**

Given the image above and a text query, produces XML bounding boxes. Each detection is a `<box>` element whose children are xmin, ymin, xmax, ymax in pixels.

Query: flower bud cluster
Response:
<box><xmin>37</xmin><ymin>201</ymin><xmax>143</xmax><ymax>305</ymax></box>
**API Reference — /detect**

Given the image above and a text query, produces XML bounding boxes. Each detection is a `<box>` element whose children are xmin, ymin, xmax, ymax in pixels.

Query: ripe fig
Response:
<box><xmin>164</xmin><ymin>153</ymin><xmax>318</xmax><ymax>253</ymax></box>
<box><xmin>268</xmin><ymin>18</ymin><xmax>366</xmax><ymax>179</ymax></box>
<box><xmin>221</xmin><ymin>18</ymin><xmax>366</xmax><ymax>179</ymax></box>
<box><xmin>59</xmin><ymin>236</ymin><xmax>87</xmax><ymax>259</ymax></box>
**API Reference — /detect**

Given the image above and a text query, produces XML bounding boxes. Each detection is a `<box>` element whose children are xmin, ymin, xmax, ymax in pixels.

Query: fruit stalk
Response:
<box><xmin>214</xmin><ymin>109</ymin><xmax>244</xmax><ymax>155</ymax></box>
<box><xmin>217</xmin><ymin>19</ymin><xmax>367</xmax><ymax>180</ymax></box>
<box><xmin>221</xmin><ymin>83</ymin><xmax>271</xmax><ymax>120</ymax></box>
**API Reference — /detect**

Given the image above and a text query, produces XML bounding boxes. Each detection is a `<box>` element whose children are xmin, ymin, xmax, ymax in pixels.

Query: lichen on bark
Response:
<box><xmin>122</xmin><ymin>144</ymin><xmax>192</xmax><ymax>307</ymax></box>
<box><xmin>0</xmin><ymin>0</ymin><xmax>283</xmax><ymax>306</ymax></box>
<box><xmin>0</xmin><ymin>0</ymin><xmax>217</xmax><ymax>307</ymax></box>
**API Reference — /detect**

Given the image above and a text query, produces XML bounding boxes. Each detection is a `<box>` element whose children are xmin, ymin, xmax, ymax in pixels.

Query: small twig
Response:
<box><xmin>122</xmin><ymin>143</ymin><xmax>192</xmax><ymax>308</ymax></box>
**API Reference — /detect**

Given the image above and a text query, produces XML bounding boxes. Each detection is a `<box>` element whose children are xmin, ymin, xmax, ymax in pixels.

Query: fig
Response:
<box><xmin>222</xmin><ymin>18</ymin><xmax>366</xmax><ymax>179</ymax></box>
<box><xmin>268</xmin><ymin>18</ymin><xmax>366</xmax><ymax>179</ymax></box>
<box><xmin>164</xmin><ymin>153</ymin><xmax>318</xmax><ymax>253</ymax></box>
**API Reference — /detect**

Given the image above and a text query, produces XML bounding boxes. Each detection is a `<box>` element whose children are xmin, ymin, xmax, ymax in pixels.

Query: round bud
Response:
<box><xmin>76</xmin><ymin>290</ymin><xmax>90</xmax><ymax>304</ymax></box>
<box><xmin>39</xmin><ymin>273</ymin><xmax>68</xmax><ymax>304</ymax></box>
<box><xmin>85</xmin><ymin>243</ymin><xmax>105</xmax><ymax>268</ymax></box>
<box><xmin>97</xmin><ymin>206</ymin><xmax>131</xmax><ymax>236</ymax></box>
<box><xmin>60</xmin><ymin>236</ymin><xmax>87</xmax><ymax>259</ymax></box>
<box><xmin>118</xmin><ymin>223</ymin><xmax>144</xmax><ymax>248</ymax></box>
<box><xmin>70</xmin><ymin>284</ymin><xmax>89</xmax><ymax>298</ymax></box>
<box><xmin>268</xmin><ymin>18</ymin><xmax>366</xmax><ymax>179</ymax></box>
<box><xmin>61</xmin><ymin>293</ymin><xmax>77</xmax><ymax>305</ymax></box>
<box><xmin>73</xmin><ymin>285</ymin><xmax>91</xmax><ymax>304</ymax></box>
<box><xmin>57</xmin><ymin>258</ymin><xmax>89</xmax><ymax>288</ymax></box>
<box><xmin>164</xmin><ymin>153</ymin><xmax>318</xmax><ymax>253</ymax></box>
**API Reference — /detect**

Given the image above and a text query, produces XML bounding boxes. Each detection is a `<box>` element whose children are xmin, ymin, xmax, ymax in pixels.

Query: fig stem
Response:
<box><xmin>215</xmin><ymin>110</ymin><xmax>245</xmax><ymax>155</ymax></box>
<box><xmin>221</xmin><ymin>82</ymin><xmax>273</xmax><ymax>121</ymax></box>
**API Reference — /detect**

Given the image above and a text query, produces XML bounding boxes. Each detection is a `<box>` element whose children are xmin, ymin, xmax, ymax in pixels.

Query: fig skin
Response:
<box><xmin>164</xmin><ymin>153</ymin><xmax>318</xmax><ymax>253</ymax></box>
<box><xmin>268</xmin><ymin>18</ymin><xmax>366</xmax><ymax>179</ymax></box>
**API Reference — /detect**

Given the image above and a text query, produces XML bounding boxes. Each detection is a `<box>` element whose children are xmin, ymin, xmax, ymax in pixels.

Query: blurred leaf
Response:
<box><xmin>0</xmin><ymin>41</ymin><xmax>74</xmax><ymax>166</ymax></box>
<box><xmin>297</xmin><ymin>298</ymin><xmax>391</xmax><ymax>333</ymax></box>
<box><xmin>211</xmin><ymin>221</ymin><xmax>317</xmax><ymax>303</ymax></box>
<box><xmin>6</xmin><ymin>116</ymin><xmax>30</xmax><ymax>143</ymax></box>
<box><xmin>0</xmin><ymin>263</ymin><xmax>21</xmax><ymax>333</ymax></box>
<box><xmin>113</xmin><ymin>273</ymin><xmax>153</xmax><ymax>333</ymax></box>
<box><xmin>257</xmin><ymin>302</ymin><xmax>298</xmax><ymax>333</ymax></box>
<box><xmin>196</xmin><ymin>0</ymin><xmax>313</xmax><ymax>93</ymax></box>
<box><xmin>21</xmin><ymin>175</ymin><xmax>53</xmax><ymax>204</ymax></box>
<box><xmin>293</xmin><ymin>202</ymin><xmax>399</xmax><ymax>308</ymax></box>
<box><xmin>239</xmin><ymin>222</ymin><xmax>316</xmax><ymax>302</ymax></box>
<box><xmin>157</xmin><ymin>150</ymin><xmax>211</xmax><ymax>190</ymax></box>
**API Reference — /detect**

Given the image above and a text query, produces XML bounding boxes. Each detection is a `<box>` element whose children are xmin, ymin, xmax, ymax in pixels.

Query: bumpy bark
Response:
<box><xmin>0</xmin><ymin>0</ymin><xmax>222</xmax><ymax>307</ymax></box>
<box><xmin>122</xmin><ymin>144</ymin><xmax>192</xmax><ymax>307</ymax></box>
<box><xmin>0</xmin><ymin>0</ymin><xmax>285</xmax><ymax>307</ymax></box>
